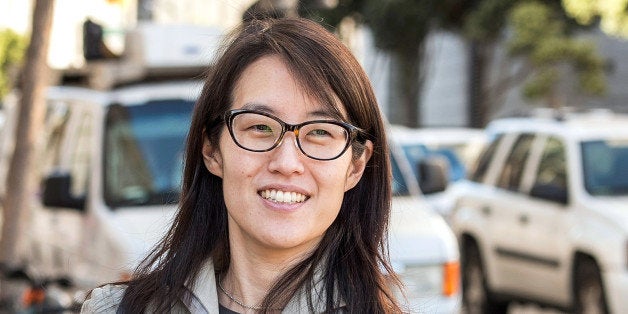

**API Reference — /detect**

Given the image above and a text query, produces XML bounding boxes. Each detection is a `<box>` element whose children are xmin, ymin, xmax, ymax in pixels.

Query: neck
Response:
<box><xmin>219</xmin><ymin>242</ymin><xmax>316</xmax><ymax>312</ymax></box>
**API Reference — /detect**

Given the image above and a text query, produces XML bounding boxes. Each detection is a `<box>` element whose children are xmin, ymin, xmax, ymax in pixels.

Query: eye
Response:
<box><xmin>308</xmin><ymin>128</ymin><xmax>332</xmax><ymax>137</ymax></box>
<box><xmin>251</xmin><ymin>124</ymin><xmax>273</xmax><ymax>133</ymax></box>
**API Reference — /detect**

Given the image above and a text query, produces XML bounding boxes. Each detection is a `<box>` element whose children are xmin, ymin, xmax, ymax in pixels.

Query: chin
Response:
<box><xmin>260</xmin><ymin>232</ymin><xmax>323</xmax><ymax>252</ymax></box>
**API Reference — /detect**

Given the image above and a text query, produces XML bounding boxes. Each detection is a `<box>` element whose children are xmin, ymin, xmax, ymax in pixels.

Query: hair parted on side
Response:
<box><xmin>118</xmin><ymin>17</ymin><xmax>401</xmax><ymax>313</ymax></box>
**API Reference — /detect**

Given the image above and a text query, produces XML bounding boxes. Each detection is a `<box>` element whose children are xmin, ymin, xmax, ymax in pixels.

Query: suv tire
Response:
<box><xmin>462</xmin><ymin>242</ymin><xmax>509</xmax><ymax>314</ymax></box>
<box><xmin>574</xmin><ymin>257</ymin><xmax>608</xmax><ymax>314</ymax></box>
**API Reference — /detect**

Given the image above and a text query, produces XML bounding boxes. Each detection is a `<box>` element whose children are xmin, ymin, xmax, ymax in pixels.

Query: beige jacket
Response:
<box><xmin>80</xmin><ymin>259</ymin><xmax>342</xmax><ymax>313</ymax></box>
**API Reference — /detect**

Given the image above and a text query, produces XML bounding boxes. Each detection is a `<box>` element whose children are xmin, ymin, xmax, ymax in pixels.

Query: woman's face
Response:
<box><xmin>203</xmin><ymin>55</ymin><xmax>372</xmax><ymax>257</ymax></box>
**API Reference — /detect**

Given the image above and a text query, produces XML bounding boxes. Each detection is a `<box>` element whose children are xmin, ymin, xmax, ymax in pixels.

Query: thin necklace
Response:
<box><xmin>217</xmin><ymin>275</ymin><xmax>282</xmax><ymax>312</ymax></box>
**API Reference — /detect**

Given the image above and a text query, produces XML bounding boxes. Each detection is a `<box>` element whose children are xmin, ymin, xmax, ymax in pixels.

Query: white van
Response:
<box><xmin>1</xmin><ymin>80</ymin><xmax>459</xmax><ymax>312</ymax></box>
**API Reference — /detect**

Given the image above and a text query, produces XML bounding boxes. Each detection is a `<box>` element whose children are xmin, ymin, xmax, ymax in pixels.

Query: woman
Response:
<box><xmin>82</xmin><ymin>17</ymin><xmax>402</xmax><ymax>313</ymax></box>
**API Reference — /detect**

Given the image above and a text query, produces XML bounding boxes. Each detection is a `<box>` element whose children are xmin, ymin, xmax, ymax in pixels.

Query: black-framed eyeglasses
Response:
<box><xmin>224</xmin><ymin>109</ymin><xmax>364</xmax><ymax>161</ymax></box>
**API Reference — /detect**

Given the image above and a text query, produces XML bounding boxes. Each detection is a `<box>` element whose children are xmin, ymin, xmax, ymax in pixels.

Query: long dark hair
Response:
<box><xmin>119</xmin><ymin>17</ymin><xmax>401</xmax><ymax>313</ymax></box>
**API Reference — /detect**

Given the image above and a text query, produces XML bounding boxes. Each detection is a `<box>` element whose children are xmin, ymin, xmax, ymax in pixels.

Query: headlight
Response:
<box><xmin>396</xmin><ymin>261</ymin><xmax>460</xmax><ymax>301</ymax></box>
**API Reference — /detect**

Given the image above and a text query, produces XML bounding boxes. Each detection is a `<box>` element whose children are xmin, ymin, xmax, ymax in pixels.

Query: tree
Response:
<box><xmin>438</xmin><ymin>0</ymin><xmax>607</xmax><ymax>125</ymax></box>
<box><xmin>0</xmin><ymin>29</ymin><xmax>27</xmax><ymax>100</ymax></box>
<box><xmin>364</xmin><ymin>1</ymin><xmax>438</xmax><ymax>127</ymax></box>
<box><xmin>0</xmin><ymin>0</ymin><xmax>56</xmax><ymax>270</ymax></box>
<box><xmin>303</xmin><ymin>0</ymin><xmax>439</xmax><ymax>127</ymax></box>
<box><xmin>244</xmin><ymin>0</ymin><xmax>300</xmax><ymax>20</ymax></box>
<box><xmin>507</xmin><ymin>1</ymin><xmax>606</xmax><ymax>108</ymax></box>
<box><xmin>306</xmin><ymin>0</ymin><xmax>609</xmax><ymax>127</ymax></box>
<box><xmin>436</xmin><ymin>0</ymin><xmax>518</xmax><ymax>127</ymax></box>
<box><xmin>562</xmin><ymin>0</ymin><xmax>628</xmax><ymax>37</ymax></box>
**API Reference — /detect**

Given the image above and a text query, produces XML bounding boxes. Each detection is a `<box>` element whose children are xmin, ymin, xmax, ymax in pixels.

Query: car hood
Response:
<box><xmin>109</xmin><ymin>204</ymin><xmax>178</xmax><ymax>265</ymax></box>
<box><xmin>388</xmin><ymin>196</ymin><xmax>458</xmax><ymax>268</ymax></box>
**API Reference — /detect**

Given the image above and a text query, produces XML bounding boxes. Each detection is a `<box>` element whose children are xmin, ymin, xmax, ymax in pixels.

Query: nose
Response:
<box><xmin>267</xmin><ymin>131</ymin><xmax>305</xmax><ymax>175</ymax></box>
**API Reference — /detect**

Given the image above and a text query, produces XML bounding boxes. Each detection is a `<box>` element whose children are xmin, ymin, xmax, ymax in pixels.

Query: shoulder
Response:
<box><xmin>81</xmin><ymin>284</ymin><xmax>126</xmax><ymax>313</ymax></box>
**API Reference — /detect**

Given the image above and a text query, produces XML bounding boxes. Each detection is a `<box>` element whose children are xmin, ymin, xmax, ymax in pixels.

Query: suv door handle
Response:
<box><xmin>481</xmin><ymin>206</ymin><xmax>491</xmax><ymax>216</ymax></box>
<box><xmin>519</xmin><ymin>214</ymin><xmax>529</xmax><ymax>225</ymax></box>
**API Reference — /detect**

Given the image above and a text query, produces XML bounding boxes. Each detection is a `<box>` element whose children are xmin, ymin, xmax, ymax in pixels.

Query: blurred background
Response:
<box><xmin>2</xmin><ymin>0</ymin><xmax>628</xmax><ymax>128</ymax></box>
<box><xmin>0</xmin><ymin>0</ymin><xmax>627</xmax><ymax>313</ymax></box>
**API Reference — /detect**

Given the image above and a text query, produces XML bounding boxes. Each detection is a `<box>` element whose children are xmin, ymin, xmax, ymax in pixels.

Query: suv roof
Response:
<box><xmin>46</xmin><ymin>80</ymin><xmax>203</xmax><ymax>108</ymax></box>
<box><xmin>487</xmin><ymin>110</ymin><xmax>628</xmax><ymax>141</ymax></box>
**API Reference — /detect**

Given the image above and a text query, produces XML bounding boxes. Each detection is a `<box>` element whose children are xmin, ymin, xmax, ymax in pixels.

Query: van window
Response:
<box><xmin>39</xmin><ymin>100</ymin><xmax>71</xmax><ymax>174</ymax></box>
<box><xmin>104</xmin><ymin>99</ymin><xmax>194</xmax><ymax>208</ymax></box>
<box><xmin>70</xmin><ymin>111</ymin><xmax>93</xmax><ymax>196</ymax></box>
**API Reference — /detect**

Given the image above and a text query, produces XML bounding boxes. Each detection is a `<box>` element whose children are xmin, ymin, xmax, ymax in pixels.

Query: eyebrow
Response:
<box><xmin>240</xmin><ymin>103</ymin><xmax>340</xmax><ymax>120</ymax></box>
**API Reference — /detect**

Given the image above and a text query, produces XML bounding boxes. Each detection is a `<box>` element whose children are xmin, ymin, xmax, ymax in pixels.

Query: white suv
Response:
<box><xmin>450</xmin><ymin>110</ymin><xmax>628</xmax><ymax>313</ymax></box>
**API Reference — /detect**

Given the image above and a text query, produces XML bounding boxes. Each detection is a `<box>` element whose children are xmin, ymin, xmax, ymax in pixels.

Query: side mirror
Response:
<box><xmin>530</xmin><ymin>183</ymin><xmax>568</xmax><ymax>205</ymax></box>
<box><xmin>41</xmin><ymin>172</ymin><xmax>86</xmax><ymax>211</ymax></box>
<box><xmin>418</xmin><ymin>156</ymin><xmax>449</xmax><ymax>195</ymax></box>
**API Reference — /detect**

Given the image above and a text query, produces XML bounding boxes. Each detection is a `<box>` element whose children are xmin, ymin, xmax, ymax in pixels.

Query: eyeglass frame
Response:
<box><xmin>223</xmin><ymin>109</ymin><xmax>366</xmax><ymax>161</ymax></box>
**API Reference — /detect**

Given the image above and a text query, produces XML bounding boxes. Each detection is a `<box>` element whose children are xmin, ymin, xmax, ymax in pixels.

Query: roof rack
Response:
<box><xmin>57</xmin><ymin>22</ymin><xmax>222</xmax><ymax>90</ymax></box>
<box><xmin>500</xmin><ymin>106</ymin><xmax>616</xmax><ymax>121</ymax></box>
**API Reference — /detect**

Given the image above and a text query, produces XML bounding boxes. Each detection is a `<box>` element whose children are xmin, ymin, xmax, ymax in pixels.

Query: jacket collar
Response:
<box><xmin>185</xmin><ymin>259</ymin><xmax>345</xmax><ymax>313</ymax></box>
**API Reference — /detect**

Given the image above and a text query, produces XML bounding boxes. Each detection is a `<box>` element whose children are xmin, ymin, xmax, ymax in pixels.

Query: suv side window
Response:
<box><xmin>497</xmin><ymin>134</ymin><xmax>535</xmax><ymax>191</ymax></box>
<box><xmin>532</xmin><ymin>136</ymin><xmax>567</xmax><ymax>201</ymax></box>
<box><xmin>470</xmin><ymin>134</ymin><xmax>503</xmax><ymax>183</ymax></box>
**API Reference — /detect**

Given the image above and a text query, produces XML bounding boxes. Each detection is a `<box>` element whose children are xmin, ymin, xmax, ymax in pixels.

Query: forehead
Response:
<box><xmin>231</xmin><ymin>55</ymin><xmax>346</xmax><ymax>120</ymax></box>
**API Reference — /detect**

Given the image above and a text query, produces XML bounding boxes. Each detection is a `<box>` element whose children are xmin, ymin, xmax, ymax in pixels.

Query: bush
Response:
<box><xmin>0</xmin><ymin>28</ymin><xmax>27</xmax><ymax>100</ymax></box>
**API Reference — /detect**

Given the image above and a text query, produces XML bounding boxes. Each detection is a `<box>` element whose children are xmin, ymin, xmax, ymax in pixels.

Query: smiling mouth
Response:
<box><xmin>260</xmin><ymin>189</ymin><xmax>309</xmax><ymax>204</ymax></box>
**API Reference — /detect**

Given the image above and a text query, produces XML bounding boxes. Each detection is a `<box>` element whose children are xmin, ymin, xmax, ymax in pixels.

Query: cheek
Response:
<box><xmin>220</xmin><ymin>151</ymin><xmax>273</xmax><ymax>202</ymax></box>
<box><xmin>219</xmin><ymin>134</ymin><xmax>260</xmax><ymax>176</ymax></box>
<box><xmin>223</xmin><ymin>155</ymin><xmax>259</xmax><ymax>182</ymax></box>
<box><xmin>315</xmin><ymin>161</ymin><xmax>353</xmax><ymax>197</ymax></box>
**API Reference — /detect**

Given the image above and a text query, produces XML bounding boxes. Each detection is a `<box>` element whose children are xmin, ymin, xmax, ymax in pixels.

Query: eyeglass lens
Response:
<box><xmin>230</xmin><ymin>112</ymin><xmax>350</xmax><ymax>160</ymax></box>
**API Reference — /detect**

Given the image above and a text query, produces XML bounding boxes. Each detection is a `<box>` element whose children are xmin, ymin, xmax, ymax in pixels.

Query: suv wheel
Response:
<box><xmin>463</xmin><ymin>243</ymin><xmax>509</xmax><ymax>314</ymax></box>
<box><xmin>574</xmin><ymin>258</ymin><xmax>608</xmax><ymax>314</ymax></box>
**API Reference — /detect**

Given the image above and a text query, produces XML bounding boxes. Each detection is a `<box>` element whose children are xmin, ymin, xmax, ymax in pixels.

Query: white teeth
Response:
<box><xmin>260</xmin><ymin>189</ymin><xmax>307</xmax><ymax>204</ymax></box>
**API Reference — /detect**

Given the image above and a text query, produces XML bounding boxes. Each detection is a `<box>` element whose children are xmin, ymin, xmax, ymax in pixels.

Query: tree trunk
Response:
<box><xmin>0</xmin><ymin>0</ymin><xmax>55</xmax><ymax>270</ymax></box>
<box><xmin>388</xmin><ymin>45</ymin><xmax>423</xmax><ymax>128</ymax></box>
<box><xmin>468</xmin><ymin>40</ymin><xmax>489</xmax><ymax>128</ymax></box>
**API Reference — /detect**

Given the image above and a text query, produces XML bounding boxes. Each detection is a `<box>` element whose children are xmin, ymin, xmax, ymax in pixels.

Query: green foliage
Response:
<box><xmin>463</xmin><ymin>0</ymin><xmax>519</xmax><ymax>41</ymax></box>
<box><xmin>507</xmin><ymin>1</ymin><xmax>607</xmax><ymax>101</ymax></box>
<box><xmin>299</xmin><ymin>0</ymin><xmax>366</xmax><ymax>30</ymax></box>
<box><xmin>363</xmin><ymin>0</ymin><xmax>437</xmax><ymax>52</ymax></box>
<box><xmin>523</xmin><ymin>68</ymin><xmax>558</xmax><ymax>98</ymax></box>
<box><xmin>439</xmin><ymin>0</ymin><xmax>573</xmax><ymax>40</ymax></box>
<box><xmin>303</xmin><ymin>0</ymin><xmax>437</xmax><ymax>53</ymax></box>
<box><xmin>302</xmin><ymin>0</ymin><xmax>610</xmax><ymax>116</ymax></box>
<box><xmin>563</xmin><ymin>0</ymin><xmax>628</xmax><ymax>37</ymax></box>
<box><xmin>0</xmin><ymin>28</ymin><xmax>27</xmax><ymax>99</ymax></box>
<box><xmin>301</xmin><ymin>0</ymin><xmax>439</xmax><ymax>126</ymax></box>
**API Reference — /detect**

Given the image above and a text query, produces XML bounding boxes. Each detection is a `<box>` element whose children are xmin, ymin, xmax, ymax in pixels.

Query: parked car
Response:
<box><xmin>450</xmin><ymin>110</ymin><xmax>628</xmax><ymax>313</ymax></box>
<box><xmin>389</xmin><ymin>125</ymin><xmax>487</xmax><ymax>217</ymax></box>
<box><xmin>390</xmin><ymin>125</ymin><xmax>487</xmax><ymax>182</ymax></box>
<box><xmin>0</xmin><ymin>80</ymin><xmax>461</xmax><ymax>312</ymax></box>
<box><xmin>388</xmin><ymin>127</ymin><xmax>461</xmax><ymax>313</ymax></box>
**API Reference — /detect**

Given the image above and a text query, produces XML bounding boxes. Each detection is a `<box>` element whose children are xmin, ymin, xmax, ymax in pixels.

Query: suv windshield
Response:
<box><xmin>104</xmin><ymin>99</ymin><xmax>194</xmax><ymax>208</ymax></box>
<box><xmin>582</xmin><ymin>139</ymin><xmax>628</xmax><ymax>196</ymax></box>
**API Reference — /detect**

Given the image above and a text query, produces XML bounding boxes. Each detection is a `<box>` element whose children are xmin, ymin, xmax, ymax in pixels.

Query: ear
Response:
<box><xmin>344</xmin><ymin>140</ymin><xmax>373</xmax><ymax>191</ymax></box>
<box><xmin>202</xmin><ymin>136</ymin><xmax>224</xmax><ymax>178</ymax></box>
